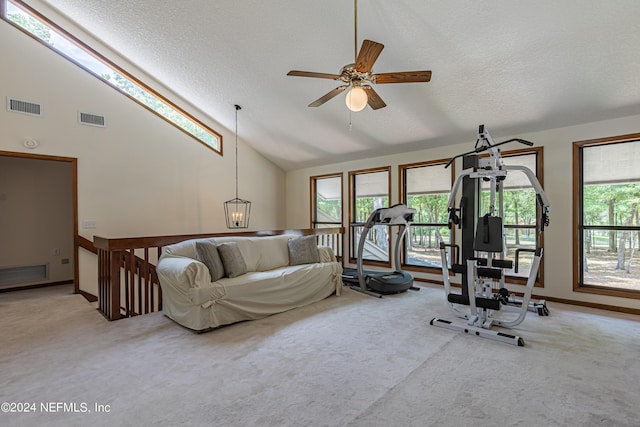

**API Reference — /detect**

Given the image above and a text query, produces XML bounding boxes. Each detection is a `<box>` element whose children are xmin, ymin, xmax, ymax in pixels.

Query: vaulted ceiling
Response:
<box><xmin>39</xmin><ymin>0</ymin><xmax>640</xmax><ymax>171</ymax></box>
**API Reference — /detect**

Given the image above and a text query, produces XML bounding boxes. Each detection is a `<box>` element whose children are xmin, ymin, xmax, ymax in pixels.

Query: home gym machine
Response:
<box><xmin>430</xmin><ymin>125</ymin><xmax>551</xmax><ymax>346</ymax></box>
<box><xmin>343</xmin><ymin>204</ymin><xmax>418</xmax><ymax>298</ymax></box>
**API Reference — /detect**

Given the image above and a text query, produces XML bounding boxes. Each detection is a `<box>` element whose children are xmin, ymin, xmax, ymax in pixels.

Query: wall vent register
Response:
<box><xmin>7</xmin><ymin>97</ymin><xmax>42</xmax><ymax>116</ymax></box>
<box><xmin>78</xmin><ymin>111</ymin><xmax>106</xmax><ymax>127</ymax></box>
<box><xmin>0</xmin><ymin>264</ymin><xmax>48</xmax><ymax>288</ymax></box>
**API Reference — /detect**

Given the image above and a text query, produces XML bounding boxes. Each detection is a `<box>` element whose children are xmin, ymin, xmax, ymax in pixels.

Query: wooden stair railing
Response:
<box><xmin>93</xmin><ymin>227</ymin><xmax>344</xmax><ymax>321</ymax></box>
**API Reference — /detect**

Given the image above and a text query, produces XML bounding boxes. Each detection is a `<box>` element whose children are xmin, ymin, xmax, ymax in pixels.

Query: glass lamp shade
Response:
<box><xmin>345</xmin><ymin>86</ymin><xmax>368</xmax><ymax>112</ymax></box>
<box><xmin>224</xmin><ymin>198</ymin><xmax>251</xmax><ymax>229</ymax></box>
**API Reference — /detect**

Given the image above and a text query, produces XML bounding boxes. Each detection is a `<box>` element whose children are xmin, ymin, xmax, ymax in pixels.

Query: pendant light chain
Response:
<box><xmin>224</xmin><ymin>104</ymin><xmax>251</xmax><ymax>229</ymax></box>
<box><xmin>234</xmin><ymin>104</ymin><xmax>240</xmax><ymax>199</ymax></box>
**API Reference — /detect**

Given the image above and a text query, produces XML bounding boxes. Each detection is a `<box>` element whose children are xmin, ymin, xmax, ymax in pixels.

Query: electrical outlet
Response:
<box><xmin>83</xmin><ymin>219</ymin><xmax>97</xmax><ymax>229</ymax></box>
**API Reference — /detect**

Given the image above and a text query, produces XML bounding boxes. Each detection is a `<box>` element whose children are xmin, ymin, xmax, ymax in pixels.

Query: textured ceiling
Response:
<box><xmin>37</xmin><ymin>0</ymin><xmax>640</xmax><ymax>170</ymax></box>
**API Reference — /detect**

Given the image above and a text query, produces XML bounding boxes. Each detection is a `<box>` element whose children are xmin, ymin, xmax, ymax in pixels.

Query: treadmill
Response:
<box><xmin>342</xmin><ymin>204</ymin><xmax>418</xmax><ymax>297</ymax></box>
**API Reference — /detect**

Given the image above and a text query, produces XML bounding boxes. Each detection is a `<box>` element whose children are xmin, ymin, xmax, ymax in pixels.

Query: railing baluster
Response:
<box><xmin>144</xmin><ymin>248</ymin><xmax>150</xmax><ymax>314</ymax></box>
<box><xmin>123</xmin><ymin>253</ymin><xmax>130</xmax><ymax>317</ymax></box>
<box><xmin>98</xmin><ymin>249</ymin><xmax>106</xmax><ymax>316</ymax></box>
<box><xmin>109</xmin><ymin>250</ymin><xmax>122</xmax><ymax>320</ymax></box>
<box><xmin>128</xmin><ymin>250</ymin><xmax>136</xmax><ymax>316</ymax></box>
<box><xmin>137</xmin><ymin>257</ymin><xmax>142</xmax><ymax>316</ymax></box>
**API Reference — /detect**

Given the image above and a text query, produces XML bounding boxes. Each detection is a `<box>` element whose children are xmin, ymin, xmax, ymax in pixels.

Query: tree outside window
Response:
<box><xmin>311</xmin><ymin>174</ymin><xmax>342</xmax><ymax>229</ymax></box>
<box><xmin>349</xmin><ymin>168</ymin><xmax>390</xmax><ymax>264</ymax></box>
<box><xmin>575</xmin><ymin>137</ymin><xmax>640</xmax><ymax>295</ymax></box>
<box><xmin>400</xmin><ymin>160</ymin><xmax>453</xmax><ymax>271</ymax></box>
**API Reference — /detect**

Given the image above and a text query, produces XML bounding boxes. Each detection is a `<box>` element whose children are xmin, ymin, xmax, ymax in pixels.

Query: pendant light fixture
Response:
<box><xmin>224</xmin><ymin>104</ymin><xmax>251</xmax><ymax>229</ymax></box>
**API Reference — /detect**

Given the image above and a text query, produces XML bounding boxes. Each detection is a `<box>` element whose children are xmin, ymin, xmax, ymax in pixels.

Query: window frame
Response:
<box><xmin>573</xmin><ymin>132</ymin><xmax>640</xmax><ymax>300</ymax></box>
<box><xmin>1</xmin><ymin>0</ymin><xmax>223</xmax><ymax>155</ymax></box>
<box><xmin>348</xmin><ymin>166</ymin><xmax>391</xmax><ymax>267</ymax></box>
<box><xmin>310</xmin><ymin>172</ymin><xmax>343</xmax><ymax>229</ymax></box>
<box><xmin>399</xmin><ymin>158</ymin><xmax>455</xmax><ymax>274</ymax></box>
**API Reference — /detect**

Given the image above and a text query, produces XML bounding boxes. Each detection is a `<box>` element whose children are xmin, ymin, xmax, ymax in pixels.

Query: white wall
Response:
<box><xmin>286</xmin><ymin>115</ymin><xmax>640</xmax><ymax>311</ymax></box>
<box><xmin>0</xmin><ymin>18</ymin><xmax>285</xmax><ymax>296</ymax></box>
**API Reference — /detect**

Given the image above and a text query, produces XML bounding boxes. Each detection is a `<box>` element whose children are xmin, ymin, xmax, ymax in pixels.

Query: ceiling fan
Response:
<box><xmin>287</xmin><ymin>0</ymin><xmax>432</xmax><ymax>112</ymax></box>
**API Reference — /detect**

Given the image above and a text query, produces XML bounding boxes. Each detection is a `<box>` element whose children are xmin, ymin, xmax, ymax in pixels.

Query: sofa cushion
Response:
<box><xmin>195</xmin><ymin>241</ymin><xmax>225</xmax><ymax>281</ymax></box>
<box><xmin>288</xmin><ymin>235</ymin><xmax>320</xmax><ymax>266</ymax></box>
<box><xmin>213</xmin><ymin>235</ymin><xmax>292</xmax><ymax>272</ymax></box>
<box><xmin>217</xmin><ymin>242</ymin><xmax>248</xmax><ymax>278</ymax></box>
<box><xmin>250</xmin><ymin>236</ymin><xmax>291</xmax><ymax>271</ymax></box>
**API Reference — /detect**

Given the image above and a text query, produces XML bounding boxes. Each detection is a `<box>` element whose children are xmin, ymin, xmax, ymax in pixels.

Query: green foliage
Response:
<box><xmin>401</xmin><ymin>193</ymin><xmax>449</xmax><ymax>248</ymax></box>
<box><xmin>107</xmin><ymin>73</ymin><xmax>217</xmax><ymax>147</ymax></box>
<box><xmin>316</xmin><ymin>195</ymin><xmax>341</xmax><ymax>222</ymax></box>
<box><xmin>480</xmin><ymin>189</ymin><xmax>536</xmax><ymax>225</ymax></box>
<box><xmin>354</xmin><ymin>197</ymin><xmax>388</xmax><ymax>222</ymax></box>
<box><xmin>407</xmin><ymin>193</ymin><xmax>449</xmax><ymax>224</ymax></box>
<box><xmin>9</xmin><ymin>11</ymin><xmax>51</xmax><ymax>42</ymax></box>
<box><xmin>583</xmin><ymin>183</ymin><xmax>640</xmax><ymax>226</ymax></box>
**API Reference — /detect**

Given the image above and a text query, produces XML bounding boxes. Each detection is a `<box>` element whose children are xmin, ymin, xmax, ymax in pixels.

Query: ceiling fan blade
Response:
<box><xmin>363</xmin><ymin>86</ymin><xmax>386</xmax><ymax>110</ymax></box>
<box><xmin>374</xmin><ymin>70</ymin><xmax>432</xmax><ymax>84</ymax></box>
<box><xmin>287</xmin><ymin>70</ymin><xmax>341</xmax><ymax>80</ymax></box>
<box><xmin>308</xmin><ymin>86</ymin><xmax>348</xmax><ymax>107</ymax></box>
<box><xmin>355</xmin><ymin>40</ymin><xmax>384</xmax><ymax>73</ymax></box>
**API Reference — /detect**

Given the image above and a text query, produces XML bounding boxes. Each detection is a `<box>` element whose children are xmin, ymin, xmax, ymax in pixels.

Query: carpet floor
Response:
<box><xmin>1</xmin><ymin>284</ymin><xmax>639</xmax><ymax>426</ymax></box>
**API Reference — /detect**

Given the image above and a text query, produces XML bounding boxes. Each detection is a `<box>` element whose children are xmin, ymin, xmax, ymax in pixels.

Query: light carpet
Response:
<box><xmin>1</xmin><ymin>284</ymin><xmax>639</xmax><ymax>427</ymax></box>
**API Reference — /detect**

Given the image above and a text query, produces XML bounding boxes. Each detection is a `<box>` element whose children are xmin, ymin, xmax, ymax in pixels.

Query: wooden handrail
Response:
<box><xmin>76</xmin><ymin>235</ymin><xmax>97</xmax><ymax>254</ymax></box>
<box><xmin>94</xmin><ymin>228</ymin><xmax>344</xmax><ymax>251</ymax></box>
<box><xmin>93</xmin><ymin>227</ymin><xmax>344</xmax><ymax>320</ymax></box>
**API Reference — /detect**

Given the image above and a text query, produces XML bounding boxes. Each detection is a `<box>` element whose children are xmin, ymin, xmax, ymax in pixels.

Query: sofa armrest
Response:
<box><xmin>318</xmin><ymin>246</ymin><xmax>337</xmax><ymax>263</ymax></box>
<box><xmin>157</xmin><ymin>255</ymin><xmax>211</xmax><ymax>291</ymax></box>
<box><xmin>318</xmin><ymin>246</ymin><xmax>342</xmax><ymax>296</ymax></box>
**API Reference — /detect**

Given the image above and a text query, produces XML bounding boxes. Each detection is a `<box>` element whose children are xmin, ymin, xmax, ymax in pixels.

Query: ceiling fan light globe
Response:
<box><xmin>345</xmin><ymin>86</ymin><xmax>367</xmax><ymax>112</ymax></box>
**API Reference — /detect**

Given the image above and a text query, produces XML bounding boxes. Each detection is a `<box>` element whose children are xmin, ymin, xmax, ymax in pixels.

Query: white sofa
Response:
<box><xmin>157</xmin><ymin>234</ymin><xmax>343</xmax><ymax>331</ymax></box>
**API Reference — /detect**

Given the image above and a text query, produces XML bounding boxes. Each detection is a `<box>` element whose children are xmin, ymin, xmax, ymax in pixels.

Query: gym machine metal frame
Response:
<box><xmin>431</xmin><ymin>125</ymin><xmax>551</xmax><ymax>346</ymax></box>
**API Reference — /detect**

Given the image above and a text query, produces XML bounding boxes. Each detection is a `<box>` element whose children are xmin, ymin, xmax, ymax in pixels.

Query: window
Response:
<box><xmin>348</xmin><ymin>167</ymin><xmax>390</xmax><ymax>264</ymax></box>
<box><xmin>399</xmin><ymin>159</ymin><xmax>454</xmax><ymax>272</ymax></box>
<box><xmin>311</xmin><ymin>173</ymin><xmax>343</xmax><ymax>228</ymax></box>
<box><xmin>574</xmin><ymin>134</ymin><xmax>640</xmax><ymax>298</ymax></box>
<box><xmin>481</xmin><ymin>147</ymin><xmax>544</xmax><ymax>285</ymax></box>
<box><xmin>2</xmin><ymin>0</ymin><xmax>222</xmax><ymax>154</ymax></box>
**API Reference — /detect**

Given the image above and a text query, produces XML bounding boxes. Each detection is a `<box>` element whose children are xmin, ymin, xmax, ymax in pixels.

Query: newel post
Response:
<box><xmin>106</xmin><ymin>249</ymin><xmax>122</xmax><ymax>320</ymax></box>
<box><xmin>95</xmin><ymin>237</ymin><xmax>122</xmax><ymax>321</ymax></box>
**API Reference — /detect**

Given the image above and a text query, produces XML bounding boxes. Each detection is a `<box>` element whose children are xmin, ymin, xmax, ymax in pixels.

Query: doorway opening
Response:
<box><xmin>0</xmin><ymin>150</ymin><xmax>78</xmax><ymax>294</ymax></box>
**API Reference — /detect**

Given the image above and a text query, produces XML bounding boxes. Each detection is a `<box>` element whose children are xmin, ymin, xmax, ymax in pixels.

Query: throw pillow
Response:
<box><xmin>217</xmin><ymin>242</ymin><xmax>248</xmax><ymax>278</ymax></box>
<box><xmin>195</xmin><ymin>241</ymin><xmax>225</xmax><ymax>281</ymax></box>
<box><xmin>288</xmin><ymin>235</ymin><xmax>320</xmax><ymax>266</ymax></box>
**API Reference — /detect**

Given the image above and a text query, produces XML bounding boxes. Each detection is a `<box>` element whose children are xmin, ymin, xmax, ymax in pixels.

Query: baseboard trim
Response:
<box><xmin>532</xmin><ymin>294</ymin><xmax>640</xmax><ymax>316</ymax></box>
<box><xmin>78</xmin><ymin>289</ymin><xmax>98</xmax><ymax>302</ymax></box>
<box><xmin>414</xmin><ymin>278</ymin><xmax>640</xmax><ymax>316</ymax></box>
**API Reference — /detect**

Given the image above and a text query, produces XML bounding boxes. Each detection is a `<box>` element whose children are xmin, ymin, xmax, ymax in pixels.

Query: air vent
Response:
<box><xmin>7</xmin><ymin>97</ymin><xmax>43</xmax><ymax>116</ymax></box>
<box><xmin>78</xmin><ymin>112</ymin><xmax>106</xmax><ymax>127</ymax></box>
<box><xmin>0</xmin><ymin>264</ymin><xmax>48</xmax><ymax>288</ymax></box>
